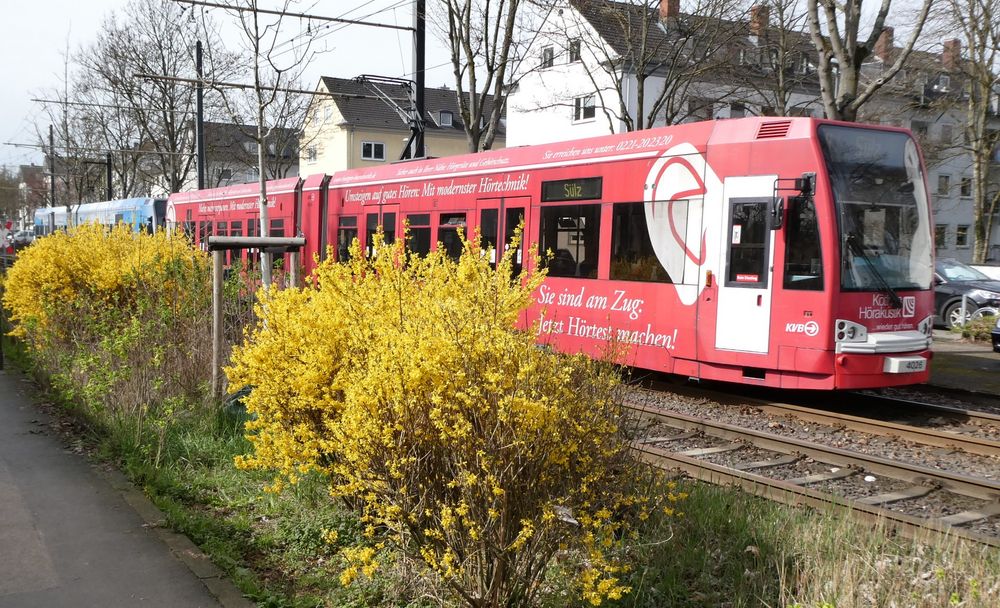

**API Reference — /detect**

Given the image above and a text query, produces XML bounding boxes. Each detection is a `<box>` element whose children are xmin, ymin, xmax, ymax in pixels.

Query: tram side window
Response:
<box><xmin>270</xmin><ymin>219</ymin><xmax>284</xmax><ymax>237</ymax></box>
<box><xmin>437</xmin><ymin>213</ymin><xmax>466</xmax><ymax>260</ymax></box>
<box><xmin>366</xmin><ymin>213</ymin><xmax>378</xmax><ymax>256</ymax></box>
<box><xmin>726</xmin><ymin>200</ymin><xmax>769</xmax><ymax>287</ymax></box>
<box><xmin>230</xmin><ymin>221</ymin><xmax>243</xmax><ymax>237</ymax></box>
<box><xmin>783</xmin><ymin>197</ymin><xmax>823</xmax><ymax>290</ymax></box>
<box><xmin>610</xmin><ymin>202</ymin><xmax>672</xmax><ymax>283</ymax></box>
<box><xmin>337</xmin><ymin>216</ymin><xmax>358</xmax><ymax>261</ymax></box>
<box><xmin>539</xmin><ymin>204</ymin><xmax>602</xmax><ymax>278</ymax></box>
<box><xmin>407</xmin><ymin>213</ymin><xmax>431</xmax><ymax>256</ymax></box>
<box><xmin>198</xmin><ymin>221</ymin><xmax>212</xmax><ymax>245</ymax></box>
<box><xmin>217</xmin><ymin>221</ymin><xmax>228</xmax><ymax>236</ymax></box>
<box><xmin>383</xmin><ymin>213</ymin><xmax>396</xmax><ymax>245</ymax></box>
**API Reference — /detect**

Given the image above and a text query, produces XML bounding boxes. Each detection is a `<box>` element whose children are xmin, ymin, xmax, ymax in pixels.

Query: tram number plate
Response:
<box><xmin>883</xmin><ymin>356</ymin><xmax>927</xmax><ymax>374</ymax></box>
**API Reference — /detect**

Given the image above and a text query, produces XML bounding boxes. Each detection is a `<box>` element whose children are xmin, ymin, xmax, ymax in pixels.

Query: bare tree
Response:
<box><xmin>35</xmin><ymin>45</ymin><xmax>105</xmax><ymax>212</ymax></box>
<box><xmin>74</xmin><ymin>0</ymin><xmax>220</xmax><ymax>195</ymax></box>
<box><xmin>806</xmin><ymin>0</ymin><xmax>933</xmax><ymax>122</ymax></box>
<box><xmin>939</xmin><ymin>0</ymin><xmax>1000</xmax><ymax>262</ymax></box>
<box><xmin>438</xmin><ymin>0</ymin><xmax>529</xmax><ymax>151</ymax></box>
<box><xmin>732</xmin><ymin>0</ymin><xmax>820</xmax><ymax>117</ymax></box>
<box><xmin>202</xmin><ymin>0</ymin><xmax>315</xmax><ymax>287</ymax></box>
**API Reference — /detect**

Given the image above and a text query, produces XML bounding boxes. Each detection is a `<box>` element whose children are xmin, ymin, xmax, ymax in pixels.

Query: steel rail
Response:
<box><xmin>625</xmin><ymin>401</ymin><xmax>1000</xmax><ymax>501</ymax></box>
<box><xmin>639</xmin><ymin>383</ymin><xmax>1000</xmax><ymax>457</ymax></box>
<box><xmin>742</xmin><ymin>396</ymin><xmax>1000</xmax><ymax>458</ymax></box>
<box><xmin>632</xmin><ymin>440</ymin><xmax>1000</xmax><ymax>548</ymax></box>
<box><xmin>854</xmin><ymin>392</ymin><xmax>1000</xmax><ymax>425</ymax></box>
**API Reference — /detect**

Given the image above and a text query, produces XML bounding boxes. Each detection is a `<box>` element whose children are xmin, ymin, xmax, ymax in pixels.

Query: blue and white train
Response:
<box><xmin>33</xmin><ymin>197</ymin><xmax>168</xmax><ymax>236</ymax></box>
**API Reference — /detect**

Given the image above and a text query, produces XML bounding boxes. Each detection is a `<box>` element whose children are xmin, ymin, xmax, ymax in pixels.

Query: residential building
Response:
<box><xmin>299</xmin><ymin>77</ymin><xmax>505</xmax><ymax>174</ymax></box>
<box><xmin>508</xmin><ymin>0</ymin><xmax>1000</xmax><ymax>263</ymax></box>
<box><xmin>194</xmin><ymin>121</ymin><xmax>299</xmax><ymax>190</ymax></box>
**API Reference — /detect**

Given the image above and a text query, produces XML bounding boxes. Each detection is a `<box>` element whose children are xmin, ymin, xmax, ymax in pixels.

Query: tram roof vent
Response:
<box><xmin>756</xmin><ymin>120</ymin><xmax>792</xmax><ymax>139</ymax></box>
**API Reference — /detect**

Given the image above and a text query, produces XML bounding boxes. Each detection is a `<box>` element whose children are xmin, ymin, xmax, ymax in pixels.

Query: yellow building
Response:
<box><xmin>300</xmin><ymin>77</ymin><xmax>506</xmax><ymax>174</ymax></box>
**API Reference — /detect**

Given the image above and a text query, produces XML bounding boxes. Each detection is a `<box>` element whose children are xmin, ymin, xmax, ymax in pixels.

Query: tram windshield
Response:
<box><xmin>819</xmin><ymin>125</ymin><xmax>933</xmax><ymax>294</ymax></box>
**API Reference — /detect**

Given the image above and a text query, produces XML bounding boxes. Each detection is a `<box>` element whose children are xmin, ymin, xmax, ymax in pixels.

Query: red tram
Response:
<box><xmin>168</xmin><ymin>117</ymin><xmax>935</xmax><ymax>390</ymax></box>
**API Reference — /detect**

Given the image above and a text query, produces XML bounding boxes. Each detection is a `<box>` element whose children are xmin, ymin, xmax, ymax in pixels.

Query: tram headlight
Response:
<box><xmin>917</xmin><ymin>315</ymin><xmax>934</xmax><ymax>338</ymax></box>
<box><xmin>835</xmin><ymin>320</ymin><xmax>867</xmax><ymax>343</ymax></box>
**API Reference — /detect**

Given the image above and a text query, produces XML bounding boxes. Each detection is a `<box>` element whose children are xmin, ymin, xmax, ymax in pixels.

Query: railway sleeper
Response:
<box><xmin>677</xmin><ymin>443</ymin><xmax>743</xmax><ymax>457</ymax></box>
<box><xmin>855</xmin><ymin>485</ymin><xmax>935</xmax><ymax>506</ymax></box>
<box><xmin>786</xmin><ymin>468</ymin><xmax>856</xmax><ymax>486</ymax></box>
<box><xmin>732</xmin><ymin>454</ymin><xmax>799</xmax><ymax>471</ymax></box>
<box><xmin>938</xmin><ymin>501</ymin><xmax>1000</xmax><ymax>526</ymax></box>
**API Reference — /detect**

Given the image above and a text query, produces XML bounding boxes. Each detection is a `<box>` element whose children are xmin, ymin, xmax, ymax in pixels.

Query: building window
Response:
<box><xmin>541</xmin><ymin>46</ymin><xmax>554</xmax><ymax>69</ymax></box>
<box><xmin>960</xmin><ymin>176</ymin><xmax>972</xmax><ymax>197</ymax></box>
<box><xmin>573</xmin><ymin>95</ymin><xmax>596</xmax><ymax>121</ymax></box>
<box><xmin>937</xmin><ymin>174</ymin><xmax>950</xmax><ymax>196</ymax></box>
<box><xmin>911</xmin><ymin>120</ymin><xmax>928</xmax><ymax>136</ymax></box>
<box><xmin>798</xmin><ymin>54</ymin><xmax>810</xmax><ymax>74</ymax></box>
<box><xmin>935</xmin><ymin>224</ymin><xmax>948</xmax><ymax>249</ymax></box>
<box><xmin>569</xmin><ymin>38</ymin><xmax>581</xmax><ymax>62</ymax></box>
<box><xmin>438</xmin><ymin>110</ymin><xmax>453</xmax><ymax>127</ymax></box>
<box><xmin>218</xmin><ymin>168</ymin><xmax>233</xmax><ymax>181</ymax></box>
<box><xmin>940</xmin><ymin>123</ymin><xmax>954</xmax><ymax>144</ymax></box>
<box><xmin>729</xmin><ymin>103</ymin><xmax>746</xmax><ymax>118</ymax></box>
<box><xmin>306</xmin><ymin>146</ymin><xmax>317</xmax><ymax>162</ymax></box>
<box><xmin>956</xmin><ymin>225</ymin><xmax>970</xmax><ymax>248</ymax></box>
<box><xmin>362</xmin><ymin>141</ymin><xmax>386</xmax><ymax>161</ymax></box>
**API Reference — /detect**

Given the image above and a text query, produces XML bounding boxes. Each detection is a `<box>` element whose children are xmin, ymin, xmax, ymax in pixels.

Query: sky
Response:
<box><xmin>0</xmin><ymin>0</ymin><xmax>452</xmax><ymax>172</ymax></box>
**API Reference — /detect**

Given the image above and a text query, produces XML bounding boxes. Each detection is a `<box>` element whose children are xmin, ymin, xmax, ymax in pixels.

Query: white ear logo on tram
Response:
<box><xmin>644</xmin><ymin>144</ymin><xmax>723</xmax><ymax>306</ymax></box>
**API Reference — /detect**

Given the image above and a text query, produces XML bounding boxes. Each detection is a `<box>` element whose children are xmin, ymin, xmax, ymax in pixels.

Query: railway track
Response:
<box><xmin>624</xmin><ymin>389</ymin><xmax>1000</xmax><ymax>547</ymax></box>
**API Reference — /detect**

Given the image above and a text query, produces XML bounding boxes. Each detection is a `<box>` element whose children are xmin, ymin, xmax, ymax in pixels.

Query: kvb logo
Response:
<box><xmin>902</xmin><ymin>296</ymin><xmax>916</xmax><ymax>318</ymax></box>
<box><xmin>785</xmin><ymin>321</ymin><xmax>819</xmax><ymax>336</ymax></box>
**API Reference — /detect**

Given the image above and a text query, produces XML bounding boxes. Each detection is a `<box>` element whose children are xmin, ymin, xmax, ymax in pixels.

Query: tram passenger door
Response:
<box><xmin>476</xmin><ymin>197</ymin><xmax>529</xmax><ymax>274</ymax></box>
<box><xmin>715</xmin><ymin>176</ymin><xmax>777</xmax><ymax>353</ymax></box>
<box><xmin>364</xmin><ymin>204</ymin><xmax>399</xmax><ymax>256</ymax></box>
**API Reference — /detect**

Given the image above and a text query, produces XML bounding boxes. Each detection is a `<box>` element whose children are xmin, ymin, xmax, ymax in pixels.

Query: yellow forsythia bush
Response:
<box><xmin>228</xmin><ymin>234</ymin><xmax>650</xmax><ymax>607</ymax></box>
<box><xmin>2</xmin><ymin>224</ymin><xmax>212</xmax><ymax>442</ymax></box>
<box><xmin>3</xmin><ymin>223</ymin><xmax>207</xmax><ymax>340</ymax></box>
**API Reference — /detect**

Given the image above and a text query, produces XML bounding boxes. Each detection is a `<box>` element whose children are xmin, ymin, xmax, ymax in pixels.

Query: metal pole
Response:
<box><xmin>413</xmin><ymin>0</ymin><xmax>425</xmax><ymax>158</ymax></box>
<box><xmin>211</xmin><ymin>249</ymin><xmax>224</xmax><ymax>399</ymax></box>
<box><xmin>105</xmin><ymin>152</ymin><xmax>113</xmax><ymax>200</ymax></box>
<box><xmin>196</xmin><ymin>40</ymin><xmax>206</xmax><ymax>191</ymax></box>
<box><xmin>290</xmin><ymin>250</ymin><xmax>300</xmax><ymax>288</ymax></box>
<box><xmin>0</xmin><ymin>281</ymin><xmax>6</xmax><ymax>371</ymax></box>
<box><xmin>49</xmin><ymin>125</ymin><xmax>56</xmax><ymax>207</ymax></box>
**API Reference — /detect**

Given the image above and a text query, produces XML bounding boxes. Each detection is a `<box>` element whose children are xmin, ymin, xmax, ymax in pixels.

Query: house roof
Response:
<box><xmin>319</xmin><ymin>76</ymin><xmax>504</xmax><ymax>135</ymax></box>
<box><xmin>202</xmin><ymin>122</ymin><xmax>298</xmax><ymax>159</ymax></box>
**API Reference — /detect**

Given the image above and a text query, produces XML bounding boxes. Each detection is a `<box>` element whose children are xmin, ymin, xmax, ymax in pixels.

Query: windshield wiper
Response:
<box><xmin>846</xmin><ymin>234</ymin><xmax>903</xmax><ymax>308</ymax></box>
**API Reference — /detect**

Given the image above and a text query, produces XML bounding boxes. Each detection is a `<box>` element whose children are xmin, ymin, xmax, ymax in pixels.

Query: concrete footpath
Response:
<box><xmin>0</xmin><ymin>369</ymin><xmax>250</xmax><ymax>607</ymax></box>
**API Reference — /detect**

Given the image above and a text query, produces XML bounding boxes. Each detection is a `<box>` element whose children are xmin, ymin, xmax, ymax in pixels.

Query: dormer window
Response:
<box><xmin>439</xmin><ymin>110</ymin><xmax>453</xmax><ymax>127</ymax></box>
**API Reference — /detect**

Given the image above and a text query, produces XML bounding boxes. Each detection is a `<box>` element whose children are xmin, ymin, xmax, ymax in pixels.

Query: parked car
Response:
<box><xmin>992</xmin><ymin>317</ymin><xmax>1000</xmax><ymax>352</ymax></box>
<box><xmin>934</xmin><ymin>258</ymin><xmax>1000</xmax><ymax>328</ymax></box>
<box><xmin>10</xmin><ymin>229</ymin><xmax>34</xmax><ymax>248</ymax></box>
